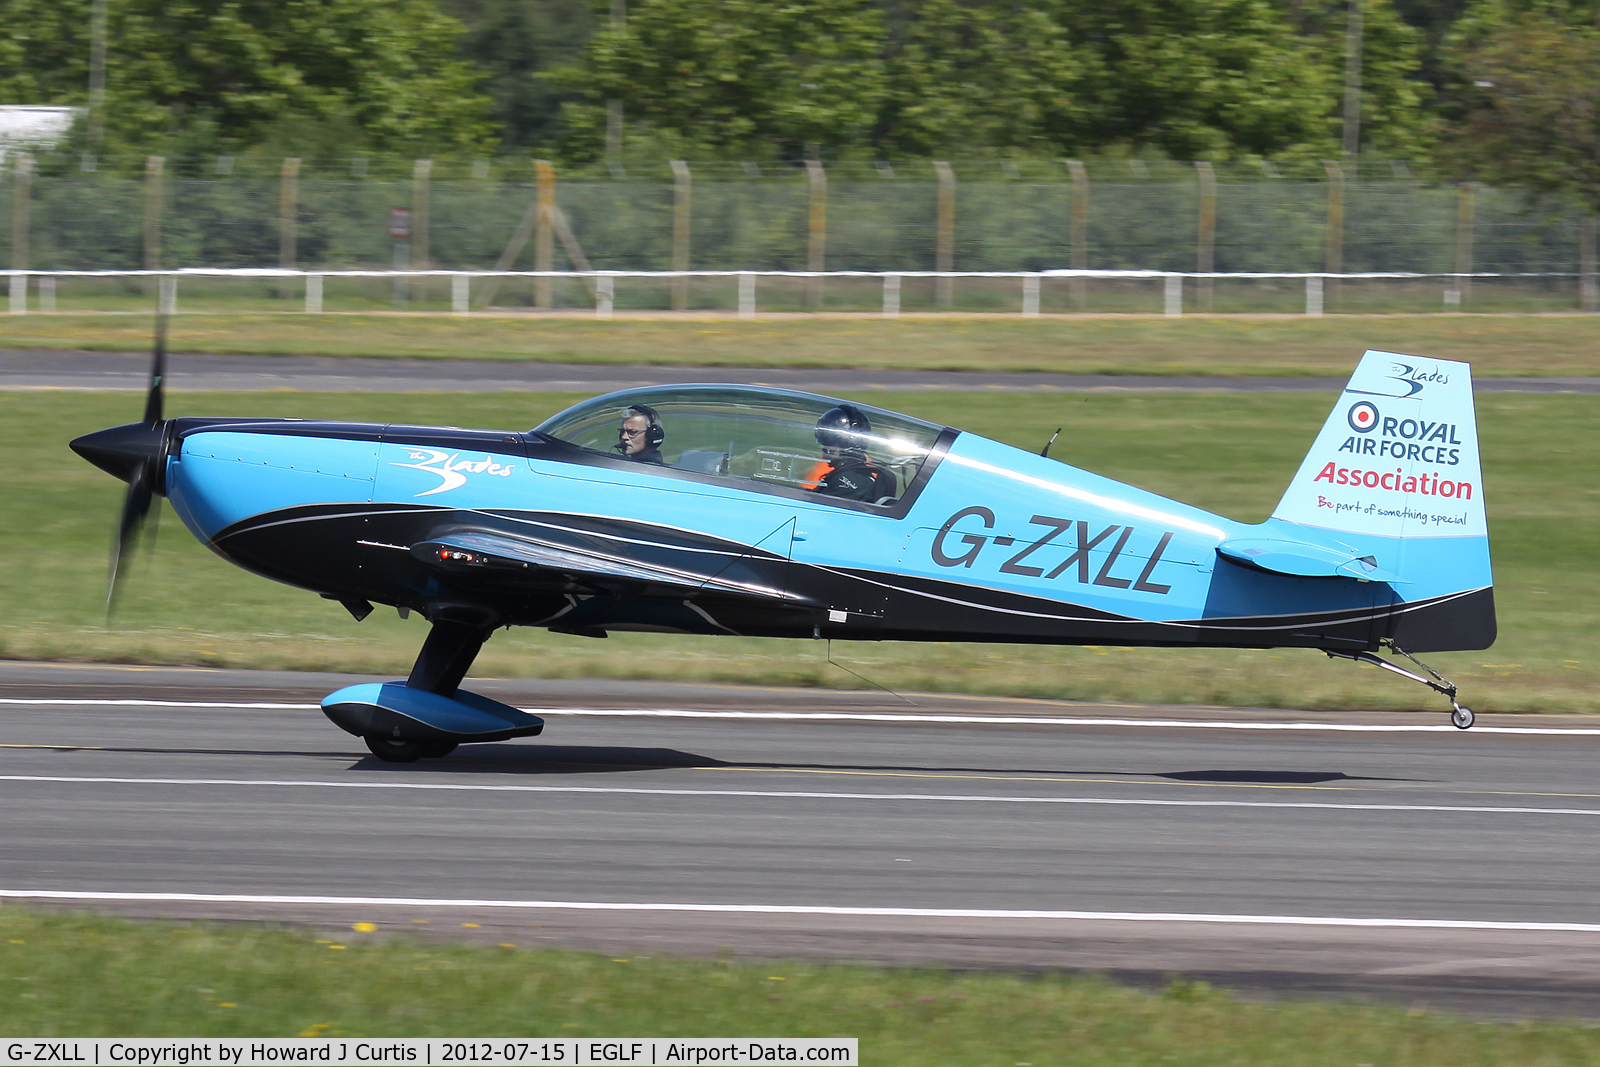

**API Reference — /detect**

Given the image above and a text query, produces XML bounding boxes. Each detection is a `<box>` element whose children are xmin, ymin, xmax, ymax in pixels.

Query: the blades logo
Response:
<box><xmin>1386</xmin><ymin>362</ymin><xmax>1448</xmax><ymax>397</ymax></box>
<box><xmin>1347</xmin><ymin>401</ymin><xmax>1379</xmax><ymax>433</ymax></box>
<box><xmin>390</xmin><ymin>449</ymin><xmax>515</xmax><ymax>496</ymax></box>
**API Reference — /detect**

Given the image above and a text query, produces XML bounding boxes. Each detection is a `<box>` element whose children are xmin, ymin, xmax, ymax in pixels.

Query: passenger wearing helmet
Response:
<box><xmin>812</xmin><ymin>404</ymin><xmax>894</xmax><ymax>502</ymax></box>
<box><xmin>616</xmin><ymin>404</ymin><xmax>665</xmax><ymax>464</ymax></box>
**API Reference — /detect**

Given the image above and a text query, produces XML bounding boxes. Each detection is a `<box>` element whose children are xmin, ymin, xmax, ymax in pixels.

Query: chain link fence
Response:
<box><xmin>3</xmin><ymin>154</ymin><xmax>1596</xmax><ymax>312</ymax></box>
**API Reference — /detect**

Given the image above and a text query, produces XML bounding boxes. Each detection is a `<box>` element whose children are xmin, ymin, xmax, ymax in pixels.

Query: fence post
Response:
<box><xmin>451</xmin><ymin>273</ymin><xmax>469</xmax><ymax>315</ymax></box>
<box><xmin>143</xmin><ymin>156</ymin><xmax>164</xmax><ymax>292</ymax></box>
<box><xmin>605</xmin><ymin>0</ymin><xmax>626</xmax><ymax>165</ymax></box>
<box><xmin>1306</xmin><ymin>275</ymin><xmax>1324</xmax><ymax>316</ymax></box>
<box><xmin>882</xmin><ymin>273</ymin><xmax>900</xmax><ymax>318</ymax></box>
<box><xmin>534</xmin><ymin>159</ymin><xmax>555</xmax><ymax>308</ymax></box>
<box><xmin>278</xmin><ymin>158</ymin><xmax>300</xmax><ymax>270</ymax></box>
<box><xmin>305</xmin><ymin>273</ymin><xmax>323</xmax><ymax>314</ymax></box>
<box><xmin>1582</xmin><ymin>215</ymin><xmax>1598</xmax><ymax>313</ymax></box>
<box><xmin>1447</xmin><ymin>182</ymin><xmax>1474</xmax><ymax>307</ymax></box>
<box><xmin>670</xmin><ymin>160</ymin><xmax>691</xmax><ymax>311</ymax></box>
<box><xmin>158</xmin><ymin>273</ymin><xmax>176</xmax><ymax>316</ymax></box>
<box><xmin>39</xmin><ymin>276</ymin><xmax>54</xmax><ymax>311</ymax></box>
<box><xmin>88</xmin><ymin>0</ymin><xmax>108</xmax><ymax>151</ymax></box>
<box><xmin>934</xmin><ymin>161</ymin><xmax>955</xmax><ymax>308</ymax></box>
<box><xmin>1022</xmin><ymin>275</ymin><xmax>1040</xmax><ymax>316</ymax></box>
<box><xmin>1323</xmin><ymin>161</ymin><xmax>1344</xmax><ymax>311</ymax></box>
<box><xmin>1195</xmin><ymin>162</ymin><xmax>1216</xmax><ymax>311</ymax></box>
<box><xmin>412</xmin><ymin>159</ymin><xmax>432</xmax><ymax>303</ymax></box>
<box><xmin>596</xmin><ymin>275</ymin><xmax>614</xmax><ymax>319</ymax></box>
<box><xmin>277</xmin><ymin>157</ymin><xmax>300</xmax><ymax>300</ymax></box>
<box><xmin>10</xmin><ymin>152</ymin><xmax>31</xmax><ymax>314</ymax></box>
<box><xmin>738</xmin><ymin>272</ymin><xmax>755</xmax><ymax>319</ymax></box>
<box><xmin>807</xmin><ymin>160</ymin><xmax>827</xmax><ymax>308</ymax></box>
<box><xmin>1163</xmin><ymin>273</ymin><xmax>1182</xmax><ymax>317</ymax></box>
<box><xmin>1067</xmin><ymin>160</ymin><xmax>1088</xmax><ymax>309</ymax></box>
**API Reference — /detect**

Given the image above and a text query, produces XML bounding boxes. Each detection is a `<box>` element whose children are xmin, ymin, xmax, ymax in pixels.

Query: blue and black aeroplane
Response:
<box><xmin>72</xmin><ymin>324</ymin><xmax>1494</xmax><ymax>760</ymax></box>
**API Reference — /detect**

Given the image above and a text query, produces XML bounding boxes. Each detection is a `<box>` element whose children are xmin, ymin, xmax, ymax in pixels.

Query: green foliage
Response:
<box><xmin>1438</xmin><ymin>0</ymin><xmax>1600</xmax><ymax>212</ymax></box>
<box><xmin>0</xmin><ymin>0</ymin><xmax>497</xmax><ymax>156</ymax></box>
<box><xmin>0</xmin><ymin>0</ymin><xmax>1445</xmax><ymax>164</ymax></box>
<box><xmin>1387</xmin><ymin>0</ymin><xmax>1473</xmax><ymax>90</ymax></box>
<box><xmin>1279</xmin><ymin>0</ymin><xmax>1435</xmax><ymax>160</ymax></box>
<box><xmin>437</xmin><ymin>0</ymin><xmax>598</xmax><ymax>151</ymax></box>
<box><xmin>555</xmin><ymin>0</ymin><xmax>892</xmax><ymax>160</ymax></box>
<box><xmin>556</xmin><ymin>0</ymin><xmax>1431</xmax><ymax>161</ymax></box>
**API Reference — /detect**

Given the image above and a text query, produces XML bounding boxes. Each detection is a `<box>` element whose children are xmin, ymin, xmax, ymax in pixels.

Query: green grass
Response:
<box><xmin>7</xmin><ymin>908</ymin><xmax>1600</xmax><ymax>1057</ymax></box>
<box><xmin>3</xmin><ymin>389</ymin><xmax>1595</xmax><ymax>714</ymax></box>
<box><xmin>3</xmin><ymin>311</ymin><xmax>1600</xmax><ymax>377</ymax></box>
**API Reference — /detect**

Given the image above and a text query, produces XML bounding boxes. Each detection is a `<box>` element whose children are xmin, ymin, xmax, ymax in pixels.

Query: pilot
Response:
<box><xmin>812</xmin><ymin>404</ymin><xmax>894</xmax><ymax>501</ymax></box>
<box><xmin>616</xmin><ymin>404</ymin><xmax>665</xmax><ymax>464</ymax></box>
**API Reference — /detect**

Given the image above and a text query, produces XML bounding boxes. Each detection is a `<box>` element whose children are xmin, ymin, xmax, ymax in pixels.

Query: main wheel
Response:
<box><xmin>1451</xmin><ymin>706</ymin><xmax>1475</xmax><ymax>730</ymax></box>
<box><xmin>420</xmin><ymin>741</ymin><xmax>458</xmax><ymax>759</ymax></box>
<box><xmin>364</xmin><ymin>734</ymin><xmax>431</xmax><ymax>762</ymax></box>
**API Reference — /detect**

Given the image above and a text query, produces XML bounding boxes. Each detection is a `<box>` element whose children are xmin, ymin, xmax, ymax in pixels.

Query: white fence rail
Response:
<box><xmin>5</xmin><ymin>267</ymin><xmax>1596</xmax><ymax>319</ymax></box>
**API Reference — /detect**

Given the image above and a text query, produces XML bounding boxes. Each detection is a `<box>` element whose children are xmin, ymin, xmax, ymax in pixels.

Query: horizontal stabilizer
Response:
<box><xmin>1215</xmin><ymin>538</ymin><xmax>1404</xmax><ymax>584</ymax></box>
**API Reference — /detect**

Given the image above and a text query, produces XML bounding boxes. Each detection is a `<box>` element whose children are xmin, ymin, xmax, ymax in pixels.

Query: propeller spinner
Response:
<box><xmin>69</xmin><ymin>310</ymin><xmax>170</xmax><ymax>615</ymax></box>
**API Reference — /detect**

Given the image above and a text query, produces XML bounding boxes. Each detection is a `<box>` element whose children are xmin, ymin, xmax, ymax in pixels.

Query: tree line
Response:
<box><xmin>1</xmin><ymin>0</ymin><xmax>1596</xmax><ymax>211</ymax></box>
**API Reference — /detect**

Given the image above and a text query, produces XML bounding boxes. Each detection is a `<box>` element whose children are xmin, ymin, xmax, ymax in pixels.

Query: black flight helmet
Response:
<box><xmin>815</xmin><ymin>404</ymin><xmax>873</xmax><ymax>455</ymax></box>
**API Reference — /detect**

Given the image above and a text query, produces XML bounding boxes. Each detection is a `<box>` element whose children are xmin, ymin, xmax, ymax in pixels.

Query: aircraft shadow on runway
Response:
<box><xmin>13</xmin><ymin>740</ymin><xmax>1413</xmax><ymax>784</ymax></box>
<box><xmin>351</xmin><ymin>746</ymin><xmax>1415</xmax><ymax>785</ymax></box>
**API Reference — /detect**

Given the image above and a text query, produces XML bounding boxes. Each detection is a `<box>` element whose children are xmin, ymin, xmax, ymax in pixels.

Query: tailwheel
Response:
<box><xmin>364</xmin><ymin>735</ymin><xmax>455</xmax><ymax>762</ymax></box>
<box><xmin>1325</xmin><ymin>642</ymin><xmax>1475</xmax><ymax>730</ymax></box>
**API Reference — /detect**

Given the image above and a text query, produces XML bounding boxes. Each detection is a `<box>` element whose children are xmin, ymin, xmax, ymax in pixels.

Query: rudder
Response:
<box><xmin>1270</xmin><ymin>350</ymin><xmax>1494</xmax><ymax>651</ymax></box>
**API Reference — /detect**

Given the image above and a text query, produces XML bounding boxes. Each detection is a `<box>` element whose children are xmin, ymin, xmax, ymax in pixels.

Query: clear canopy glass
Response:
<box><xmin>535</xmin><ymin>385</ymin><xmax>947</xmax><ymax>505</ymax></box>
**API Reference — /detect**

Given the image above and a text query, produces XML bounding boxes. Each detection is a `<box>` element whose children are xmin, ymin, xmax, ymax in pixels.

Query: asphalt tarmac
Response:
<box><xmin>5</xmin><ymin>347</ymin><xmax>1600</xmax><ymax>394</ymax></box>
<box><xmin>5</xmin><ymin>661</ymin><xmax>1600</xmax><ymax>1018</ymax></box>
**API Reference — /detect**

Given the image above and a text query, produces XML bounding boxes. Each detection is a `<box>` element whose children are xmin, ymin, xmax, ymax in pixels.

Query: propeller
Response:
<box><xmin>70</xmin><ymin>309</ymin><xmax>170</xmax><ymax>619</ymax></box>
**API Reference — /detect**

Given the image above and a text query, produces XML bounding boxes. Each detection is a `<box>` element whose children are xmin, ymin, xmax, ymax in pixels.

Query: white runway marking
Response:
<box><xmin>1</xmin><ymin>697</ymin><xmax>1596</xmax><ymax>734</ymax></box>
<box><xmin>2</xmin><ymin>774</ymin><xmax>1597</xmax><ymax>818</ymax></box>
<box><xmin>3</xmin><ymin>888</ymin><xmax>1599</xmax><ymax>932</ymax></box>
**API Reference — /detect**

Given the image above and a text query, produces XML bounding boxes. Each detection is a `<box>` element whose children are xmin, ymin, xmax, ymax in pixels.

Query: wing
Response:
<box><xmin>413</xmin><ymin>528</ymin><xmax>809</xmax><ymax>605</ymax></box>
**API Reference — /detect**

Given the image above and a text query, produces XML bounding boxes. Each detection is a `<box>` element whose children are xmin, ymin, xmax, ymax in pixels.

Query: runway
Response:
<box><xmin>5</xmin><ymin>347</ymin><xmax>1600</xmax><ymax>394</ymax></box>
<box><xmin>5</xmin><ymin>661</ymin><xmax>1600</xmax><ymax>1018</ymax></box>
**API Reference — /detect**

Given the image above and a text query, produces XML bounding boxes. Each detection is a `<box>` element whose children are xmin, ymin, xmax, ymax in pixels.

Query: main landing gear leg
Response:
<box><xmin>1325</xmin><ymin>642</ymin><xmax>1474</xmax><ymax>729</ymax></box>
<box><xmin>362</xmin><ymin>620</ymin><xmax>491</xmax><ymax>762</ymax></box>
<box><xmin>408</xmin><ymin>619</ymin><xmax>490</xmax><ymax>696</ymax></box>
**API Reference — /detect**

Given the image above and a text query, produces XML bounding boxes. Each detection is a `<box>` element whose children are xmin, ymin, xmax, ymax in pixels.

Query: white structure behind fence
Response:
<box><xmin>5</xmin><ymin>267</ymin><xmax>1592</xmax><ymax>318</ymax></box>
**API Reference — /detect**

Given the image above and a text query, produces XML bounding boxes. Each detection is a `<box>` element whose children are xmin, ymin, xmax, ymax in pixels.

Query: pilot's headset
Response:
<box><xmin>815</xmin><ymin>404</ymin><xmax>872</xmax><ymax>455</ymax></box>
<box><xmin>616</xmin><ymin>404</ymin><xmax>665</xmax><ymax>451</ymax></box>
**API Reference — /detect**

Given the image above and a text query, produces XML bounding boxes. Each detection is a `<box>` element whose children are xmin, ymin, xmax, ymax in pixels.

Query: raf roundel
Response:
<box><xmin>1347</xmin><ymin>401</ymin><xmax>1379</xmax><ymax>433</ymax></box>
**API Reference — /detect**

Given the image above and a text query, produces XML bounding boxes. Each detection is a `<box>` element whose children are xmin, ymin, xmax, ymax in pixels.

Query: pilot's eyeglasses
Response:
<box><xmin>619</xmin><ymin>427</ymin><xmax>646</xmax><ymax>437</ymax></box>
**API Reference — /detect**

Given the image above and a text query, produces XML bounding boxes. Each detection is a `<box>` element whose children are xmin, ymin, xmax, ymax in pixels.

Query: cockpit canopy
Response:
<box><xmin>534</xmin><ymin>385</ymin><xmax>948</xmax><ymax>505</ymax></box>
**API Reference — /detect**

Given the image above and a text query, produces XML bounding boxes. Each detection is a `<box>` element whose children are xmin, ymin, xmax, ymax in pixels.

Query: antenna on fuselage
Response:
<box><xmin>1040</xmin><ymin>427</ymin><xmax>1061</xmax><ymax>458</ymax></box>
<box><xmin>825</xmin><ymin>640</ymin><xmax>917</xmax><ymax>707</ymax></box>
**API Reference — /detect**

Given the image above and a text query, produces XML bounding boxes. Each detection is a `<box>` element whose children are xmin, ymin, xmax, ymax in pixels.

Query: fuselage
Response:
<box><xmin>150</xmin><ymin>406</ymin><xmax>1475</xmax><ymax>653</ymax></box>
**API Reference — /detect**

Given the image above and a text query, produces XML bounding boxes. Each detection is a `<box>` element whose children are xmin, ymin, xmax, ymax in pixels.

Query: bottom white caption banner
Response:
<box><xmin>3</xmin><ymin>1042</ymin><xmax>857</xmax><ymax>1067</ymax></box>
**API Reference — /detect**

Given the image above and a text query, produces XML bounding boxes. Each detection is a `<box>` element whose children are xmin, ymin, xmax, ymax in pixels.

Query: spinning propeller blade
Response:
<box><xmin>142</xmin><ymin>308</ymin><xmax>167</xmax><ymax>424</ymax></box>
<box><xmin>100</xmin><ymin>309</ymin><xmax>169</xmax><ymax>618</ymax></box>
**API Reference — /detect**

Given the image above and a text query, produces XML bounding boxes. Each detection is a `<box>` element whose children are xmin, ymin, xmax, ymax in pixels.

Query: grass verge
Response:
<box><xmin>5</xmin><ymin>389</ymin><xmax>1594</xmax><ymax>713</ymax></box>
<box><xmin>3</xmin><ymin>313</ymin><xmax>1600</xmax><ymax>377</ymax></box>
<box><xmin>6</xmin><ymin>908</ymin><xmax>1600</xmax><ymax>1057</ymax></box>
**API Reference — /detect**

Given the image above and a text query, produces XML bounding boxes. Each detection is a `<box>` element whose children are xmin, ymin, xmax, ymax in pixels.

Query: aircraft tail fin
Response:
<box><xmin>1268</xmin><ymin>350</ymin><xmax>1493</xmax><ymax>651</ymax></box>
